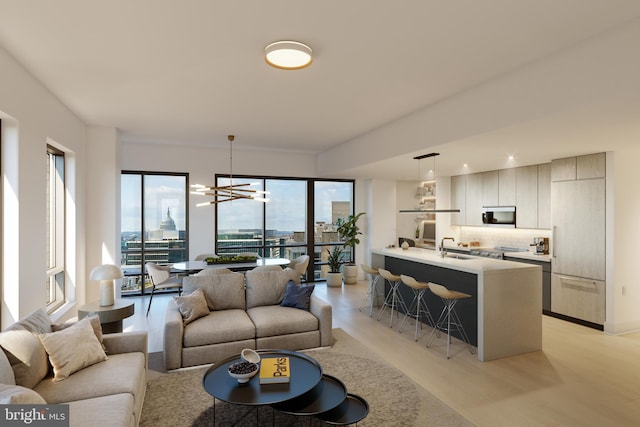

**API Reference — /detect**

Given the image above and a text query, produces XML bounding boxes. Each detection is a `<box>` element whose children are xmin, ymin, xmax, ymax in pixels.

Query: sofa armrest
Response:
<box><xmin>164</xmin><ymin>299</ymin><xmax>184</xmax><ymax>370</ymax></box>
<box><xmin>310</xmin><ymin>294</ymin><xmax>332</xmax><ymax>347</ymax></box>
<box><xmin>102</xmin><ymin>331</ymin><xmax>148</xmax><ymax>368</ymax></box>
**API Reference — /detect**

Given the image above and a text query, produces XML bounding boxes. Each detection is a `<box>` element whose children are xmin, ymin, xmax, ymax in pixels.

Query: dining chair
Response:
<box><xmin>145</xmin><ymin>262</ymin><xmax>183</xmax><ymax>316</ymax></box>
<box><xmin>288</xmin><ymin>255</ymin><xmax>310</xmax><ymax>279</ymax></box>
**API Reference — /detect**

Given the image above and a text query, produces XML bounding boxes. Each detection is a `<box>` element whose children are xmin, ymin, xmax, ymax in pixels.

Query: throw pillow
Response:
<box><xmin>280</xmin><ymin>281</ymin><xmax>315</xmax><ymax>311</ymax></box>
<box><xmin>174</xmin><ymin>288</ymin><xmax>209</xmax><ymax>326</ymax></box>
<box><xmin>0</xmin><ymin>329</ymin><xmax>49</xmax><ymax>389</ymax></box>
<box><xmin>52</xmin><ymin>315</ymin><xmax>105</xmax><ymax>350</ymax></box>
<box><xmin>39</xmin><ymin>317</ymin><xmax>107</xmax><ymax>381</ymax></box>
<box><xmin>0</xmin><ymin>384</ymin><xmax>47</xmax><ymax>404</ymax></box>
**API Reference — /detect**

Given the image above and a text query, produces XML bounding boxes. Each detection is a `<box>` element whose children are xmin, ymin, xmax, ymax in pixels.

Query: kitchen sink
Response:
<box><xmin>445</xmin><ymin>254</ymin><xmax>472</xmax><ymax>260</ymax></box>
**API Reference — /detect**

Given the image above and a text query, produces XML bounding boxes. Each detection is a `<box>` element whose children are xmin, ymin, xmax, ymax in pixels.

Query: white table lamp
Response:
<box><xmin>90</xmin><ymin>264</ymin><xmax>124</xmax><ymax>306</ymax></box>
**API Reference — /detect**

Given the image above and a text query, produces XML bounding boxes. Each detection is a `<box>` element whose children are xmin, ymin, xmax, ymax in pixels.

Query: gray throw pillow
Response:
<box><xmin>280</xmin><ymin>281</ymin><xmax>315</xmax><ymax>311</ymax></box>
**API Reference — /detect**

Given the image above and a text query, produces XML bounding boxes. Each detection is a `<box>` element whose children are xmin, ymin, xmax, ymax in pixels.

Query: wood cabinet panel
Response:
<box><xmin>577</xmin><ymin>152</ymin><xmax>605</xmax><ymax>179</ymax></box>
<box><xmin>551</xmin><ymin>274</ymin><xmax>605</xmax><ymax>325</ymax></box>
<box><xmin>451</xmin><ymin>175</ymin><xmax>466</xmax><ymax>226</ymax></box>
<box><xmin>499</xmin><ymin>168</ymin><xmax>516</xmax><ymax>205</ymax></box>
<box><xmin>466</xmin><ymin>173</ymin><xmax>483</xmax><ymax>226</ymax></box>
<box><xmin>516</xmin><ymin>165</ymin><xmax>537</xmax><ymax>229</ymax></box>
<box><xmin>482</xmin><ymin>171</ymin><xmax>499</xmax><ymax>207</ymax></box>
<box><xmin>551</xmin><ymin>157</ymin><xmax>576</xmax><ymax>182</ymax></box>
<box><xmin>537</xmin><ymin>163</ymin><xmax>551</xmax><ymax>229</ymax></box>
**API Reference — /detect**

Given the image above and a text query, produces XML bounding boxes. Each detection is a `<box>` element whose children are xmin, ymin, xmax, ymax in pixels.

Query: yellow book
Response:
<box><xmin>259</xmin><ymin>356</ymin><xmax>290</xmax><ymax>384</ymax></box>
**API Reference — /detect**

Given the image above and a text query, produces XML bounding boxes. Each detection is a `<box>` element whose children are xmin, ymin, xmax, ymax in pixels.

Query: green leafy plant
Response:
<box><xmin>336</xmin><ymin>212</ymin><xmax>366</xmax><ymax>264</ymax></box>
<box><xmin>326</xmin><ymin>246</ymin><xmax>343</xmax><ymax>273</ymax></box>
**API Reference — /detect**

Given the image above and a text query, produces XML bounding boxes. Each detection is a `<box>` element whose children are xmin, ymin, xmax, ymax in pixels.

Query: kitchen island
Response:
<box><xmin>371</xmin><ymin>247</ymin><xmax>542</xmax><ymax>361</ymax></box>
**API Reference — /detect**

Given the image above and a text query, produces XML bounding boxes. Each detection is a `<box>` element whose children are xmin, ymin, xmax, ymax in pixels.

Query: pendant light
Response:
<box><xmin>399</xmin><ymin>152</ymin><xmax>460</xmax><ymax>213</ymax></box>
<box><xmin>191</xmin><ymin>135</ymin><xmax>270</xmax><ymax>206</ymax></box>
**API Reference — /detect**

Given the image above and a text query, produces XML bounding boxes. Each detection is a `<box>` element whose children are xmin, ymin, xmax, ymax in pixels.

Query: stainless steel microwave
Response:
<box><xmin>482</xmin><ymin>206</ymin><xmax>516</xmax><ymax>227</ymax></box>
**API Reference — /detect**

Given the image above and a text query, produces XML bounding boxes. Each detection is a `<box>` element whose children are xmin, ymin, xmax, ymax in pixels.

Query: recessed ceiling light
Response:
<box><xmin>508</xmin><ymin>155</ymin><xmax>514</xmax><ymax>161</ymax></box>
<box><xmin>265</xmin><ymin>41</ymin><xmax>312</xmax><ymax>70</ymax></box>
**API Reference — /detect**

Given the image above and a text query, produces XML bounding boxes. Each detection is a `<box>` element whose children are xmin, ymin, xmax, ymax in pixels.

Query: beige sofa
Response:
<box><xmin>0</xmin><ymin>309</ymin><xmax>147</xmax><ymax>427</ymax></box>
<box><xmin>164</xmin><ymin>268</ymin><xmax>332</xmax><ymax>369</ymax></box>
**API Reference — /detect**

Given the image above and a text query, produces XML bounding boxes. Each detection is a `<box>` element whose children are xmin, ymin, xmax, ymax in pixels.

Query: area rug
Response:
<box><xmin>140</xmin><ymin>329</ymin><xmax>474</xmax><ymax>426</ymax></box>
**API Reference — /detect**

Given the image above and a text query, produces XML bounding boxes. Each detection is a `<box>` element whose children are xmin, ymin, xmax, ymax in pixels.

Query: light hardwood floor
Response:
<box><xmin>124</xmin><ymin>280</ymin><xmax>640</xmax><ymax>427</ymax></box>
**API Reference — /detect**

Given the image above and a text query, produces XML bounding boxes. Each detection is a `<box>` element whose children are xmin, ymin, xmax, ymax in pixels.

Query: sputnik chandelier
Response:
<box><xmin>191</xmin><ymin>135</ymin><xmax>270</xmax><ymax>206</ymax></box>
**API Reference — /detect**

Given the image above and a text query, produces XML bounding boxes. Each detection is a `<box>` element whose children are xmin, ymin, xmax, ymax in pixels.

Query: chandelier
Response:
<box><xmin>191</xmin><ymin>135</ymin><xmax>270</xmax><ymax>206</ymax></box>
<box><xmin>399</xmin><ymin>152</ymin><xmax>460</xmax><ymax>213</ymax></box>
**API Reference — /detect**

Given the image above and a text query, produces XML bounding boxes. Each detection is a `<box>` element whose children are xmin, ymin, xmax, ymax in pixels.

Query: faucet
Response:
<box><xmin>440</xmin><ymin>237</ymin><xmax>455</xmax><ymax>258</ymax></box>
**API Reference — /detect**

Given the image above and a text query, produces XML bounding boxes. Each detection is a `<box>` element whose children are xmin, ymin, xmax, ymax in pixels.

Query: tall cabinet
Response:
<box><xmin>551</xmin><ymin>153</ymin><xmax>606</xmax><ymax>327</ymax></box>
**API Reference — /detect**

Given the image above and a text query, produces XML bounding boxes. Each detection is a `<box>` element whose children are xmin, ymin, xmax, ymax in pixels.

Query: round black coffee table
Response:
<box><xmin>203</xmin><ymin>349</ymin><xmax>323</xmax><ymax>406</ymax></box>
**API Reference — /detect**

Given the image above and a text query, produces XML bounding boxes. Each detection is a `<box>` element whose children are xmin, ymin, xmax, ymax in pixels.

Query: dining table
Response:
<box><xmin>172</xmin><ymin>257</ymin><xmax>291</xmax><ymax>274</ymax></box>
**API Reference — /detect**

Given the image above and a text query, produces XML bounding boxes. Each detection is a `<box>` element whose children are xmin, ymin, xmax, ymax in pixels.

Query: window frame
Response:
<box><xmin>46</xmin><ymin>145</ymin><xmax>65</xmax><ymax>311</ymax></box>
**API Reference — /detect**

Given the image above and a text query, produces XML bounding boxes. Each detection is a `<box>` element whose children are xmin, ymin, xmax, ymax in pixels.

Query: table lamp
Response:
<box><xmin>90</xmin><ymin>264</ymin><xmax>123</xmax><ymax>306</ymax></box>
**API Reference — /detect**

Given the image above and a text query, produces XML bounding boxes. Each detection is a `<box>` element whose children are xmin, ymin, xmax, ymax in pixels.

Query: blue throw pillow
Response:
<box><xmin>280</xmin><ymin>281</ymin><xmax>315</xmax><ymax>311</ymax></box>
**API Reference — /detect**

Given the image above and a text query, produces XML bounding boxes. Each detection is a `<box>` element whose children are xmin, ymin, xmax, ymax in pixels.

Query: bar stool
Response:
<box><xmin>426</xmin><ymin>282</ymin><xmax>475</xmax><ymax>359</ymax></box>
<box><xmin>398</xmin><ymin>275</ymin><xmax>435</xmax><ymax>341</ymax></box>
<box><xmin>376</xmin><ymin>269</ymin><xmax>408</xmax><ymax>328</ymax></box>
<box><xmin>359</xmin><ymin>264</ymin><xmax>383</xmax><ymax>317</ymax></box>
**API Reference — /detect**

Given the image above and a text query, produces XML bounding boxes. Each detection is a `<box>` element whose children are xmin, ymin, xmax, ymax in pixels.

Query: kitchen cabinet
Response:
<box><xmin>551</xmin><ymin>156</ymin><xmax>576</xmax><ymax>181</ymax></box>
<box><xmin>465</xmin><ymin>173</ymin><xmax>483</xmax><ymax>226</ymax></box>
<box><xmin>499</xmin><ymin>168</ymin><xmax>516</xmax><ymax>206</ymax></box>
<box><xmin>451</xmin><ymin>175</ymin><xmax>466</xmax><ymax>226</ymax></box>
<box><xmin>504</xmin><ymin>256</ymin><xmax>551</xmax><ymax>313</ymax></box>
<box><xmin>537</xmin><ymin>163</ymin><xmax>551</xmax><ymax>229</ymax></box>
<box><xmin>552</xmin><ymin>178</ymin><xmax>605</xmax><ymax>281</ymax></box>
<box><xmin>482</xmin><ymin>171</ymin><xmax>499</xmax><ymax>206</ymax></box>
<box><xmin>577</xmin><ymin>152</ymin><xmax>605</xmax><ymax>179</ymax></box>
<box><xmin>515</xmin><ymin>165</ymin><xmax>538</xmax><ymax>229</ymax></box>
<box><xmin>551</xmin><ymin>274</ymin><xmax>605</xmax><ymax>325</ymax></box>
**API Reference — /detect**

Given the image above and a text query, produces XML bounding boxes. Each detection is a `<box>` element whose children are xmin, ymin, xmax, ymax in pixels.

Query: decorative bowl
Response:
<box><xmin>241</xmin><ymin>348</ymin><xmax>261</xmax><ymax>364</ymax></box>
<box><xmin>228</xmin><ymin>361</ymin><xmax>258</xmax><ymax>383</ymax></box>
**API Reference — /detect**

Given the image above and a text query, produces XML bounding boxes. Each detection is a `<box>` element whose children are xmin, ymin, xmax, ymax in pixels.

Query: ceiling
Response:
<box><xmin>2</xmin><ymin>1</ymin><xmax>640</xmax><ymax>178</ymax></box>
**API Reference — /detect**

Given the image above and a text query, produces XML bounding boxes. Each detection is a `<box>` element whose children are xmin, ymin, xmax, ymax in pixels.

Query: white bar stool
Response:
<box><xmin>426</xmin><ymin>282</ymin><xmax>475</xmax><ymax>359</ymax></box>
<box><xmin>398</xmin><ymin>275</ymin><xmax>435</xmax><ymax>341</ymax></box>
<box><xmin>376</xmin><ymin>269</ymin><xmax>408</xmax><ymax>328</ymax></box>
<box><xmin>359</xmin><ymin>264</ymin><xmax>383</xmax><ymax>317</ymax></box>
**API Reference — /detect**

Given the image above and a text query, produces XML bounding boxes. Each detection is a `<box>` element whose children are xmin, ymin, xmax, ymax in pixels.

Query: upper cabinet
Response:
<box><xmin>551</xmin><ymin>157</ymin><xmax>577</xmax><ymax>182</ymax></box>
<box><xmin>451</xmin><ymin>175</ymin><xmax>466</xmax><ymax>226</ymax></box>
<box><xmin>537</xmin><ymin>163</ymin><xmax>551</xmax><ymax>229</ymax></box>
<box><xmin>498</xmin><ymin>168</ymin><xmax>516</xmax><ymax>206</ymax></box>
<box><xmin>465</xmin><ymin>173</ymin><xmax>483</xmax><ymax>226</ymax></box>
<box><xmin>515</xmin><ymin>165</ymin><xmax>538</xmax><ymax>229</ymax></box>
<box><xmin>577</xmin><ymin>153</ymin><xmax>605</xmax><ymax>179</ymax></box>
<box><xmin>482</xmin><ymin>171</ymin><xmax>499</xmax><ymax>206</ymax></box>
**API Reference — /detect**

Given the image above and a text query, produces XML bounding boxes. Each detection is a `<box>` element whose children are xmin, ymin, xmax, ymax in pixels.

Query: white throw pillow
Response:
<box><xmin>39</xmin><ymin>317</ymin><xmax>107</xmax><ymax>381</ymax></box>
<box><xmin>0</xmin><ymin>383</ymin><xmax>46</xmax><ymax>404</ymax></box>
<box><xmin>174</xmin><ymin>288</ymin><xmax>209</xmax><ymax>326</ymax></box>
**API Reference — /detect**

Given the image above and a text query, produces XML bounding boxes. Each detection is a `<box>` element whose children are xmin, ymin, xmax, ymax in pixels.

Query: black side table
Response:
<box><xmin>77</xmin><ymin>299</ymin><xmax>134</xmax><ymax>333</ymax></box>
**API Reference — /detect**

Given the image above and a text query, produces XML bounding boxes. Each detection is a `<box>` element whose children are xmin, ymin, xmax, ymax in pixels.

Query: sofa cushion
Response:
<box><xmin>247</xmin><ymin>306</ymin><xmax>319</xmax><ymax>338</ymax></box>
<box><xmin>34</xmin><ymin>352</ymin><xmax>145</xmax><ymax>404</ymax></box>
<box><xmin>39</xmin><ymin>317</ymin><xmax>108</xmax><ymax>381</ymax></box>
<box><xmin>5</xmin><ymin>308</ymin><xmax>52</xmax><ymax>334</ymax></box>
<box><xmin>281</xmin><ymin>281</ymin><xmax>315</xmax><ymax>311</ymax></box>
<box><xmin>174</xmin><ymin>288</ymin><xmax>209</xmax><ymax>326</ymax></box>
<box><xmin>183</xmin><ymin>309</ymin><xmax>255</xmax><ymax>348</ymax></box>
<box><xmin>245</xmin><ymin>268</ymin><xmax>300</xmax><ymax>309</ymax></box>
<box><xmin>67</xmin><ymin>393</ymin><xmax>135</xmax><ymax>427</ymax></box>
<box><xmin>0</xmin><ymin>383</ymin><xmax>47</xmax><ymax>404</ymax></box>
<box><xmin>52</xmin><ymin>315</ymin><xmax>105</xmax><ymax>351</ymax></box>
<box><xmin>0</xmin><ymin>329</ymin><xmax>49</xmax><ymax>388</ymax></box>
<box><xmin>182</xmin><ymin>273</ymin><xmax>245</xmax><ymax>311</ymax></box>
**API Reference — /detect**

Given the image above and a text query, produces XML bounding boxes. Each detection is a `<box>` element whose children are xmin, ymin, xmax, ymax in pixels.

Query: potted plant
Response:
<box><xmin>336</xmin><ymin>212</ymin><xmax>366</xmax><ymax>285</ymax></box>
<box><xmin>325</xmin><ymin>246</ymin><xmax>343</xmax><ymax>287</ymax></box>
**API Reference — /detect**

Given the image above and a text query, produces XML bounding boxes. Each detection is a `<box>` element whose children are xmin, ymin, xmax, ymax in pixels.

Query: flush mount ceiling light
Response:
<box><xmin>400</xmin><ymin>152</ymin><xmax>460</xmax><ymax>214</ymax></box>
<box><xmin>191</xmin><ymin>135</ymin><xmax>270</xmax><ymax>206</ymax></box>
<box><xmin>265</xmin><ymin>40</ymin><xmax>312</xmax><ymax>70</ymax></box>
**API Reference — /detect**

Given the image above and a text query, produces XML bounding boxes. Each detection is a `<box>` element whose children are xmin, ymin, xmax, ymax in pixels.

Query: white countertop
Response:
<box><xmin>372</xmin><ymin>247</ymin><xmax>538</xmax><ymax>274</ymax></box>
<box><xmin>503</xmin><ymin>251</ymin><xmax>551</xmax><ymax>262</ymax></box>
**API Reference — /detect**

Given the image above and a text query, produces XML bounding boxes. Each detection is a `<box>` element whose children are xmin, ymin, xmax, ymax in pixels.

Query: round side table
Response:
<box><xmin>78</xmin><ymin>299</ymin><xmax>135</xmax><ymax>333</ymax></box>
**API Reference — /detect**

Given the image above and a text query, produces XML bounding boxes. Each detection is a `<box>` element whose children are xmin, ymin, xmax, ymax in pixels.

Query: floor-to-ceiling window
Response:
<box><xmin>215</xmin><ymin>175</ymin><xmax>354</xmax><ymax>281</ymax></box>
<box><xmin>120</xmin><ymin>171</ymin><xmax>188</xmax><ymax>295</ymax></box>
<box><xmin>46</xmin><ymin>145</ymin><xmax>65</xmax><ymax>311</ymax></box>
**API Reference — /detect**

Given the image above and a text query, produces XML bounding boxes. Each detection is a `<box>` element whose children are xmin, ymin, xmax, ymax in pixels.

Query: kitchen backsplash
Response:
<box><xmin>458</xmin><ymin>227</ymin><xmax>552</xmax><ymax>252</ymax></box>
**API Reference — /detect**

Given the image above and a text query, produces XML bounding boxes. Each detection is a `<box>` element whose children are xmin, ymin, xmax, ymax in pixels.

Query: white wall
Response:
<box><xmin>0</xmin><ymin>47</ymin><xmax>86</xmax><ymax>327</ymax></box>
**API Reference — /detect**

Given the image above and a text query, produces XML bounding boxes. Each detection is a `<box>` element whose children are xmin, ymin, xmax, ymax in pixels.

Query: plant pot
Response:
<box><xmin>326</xmin><ymin>272</ymin><xmax>343</xmax><ymax>287</ymax></box>
<box><xmin>342</xmin><ymin>264</ymin><xmax>358</xmax><ymax>285</ymax></box>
